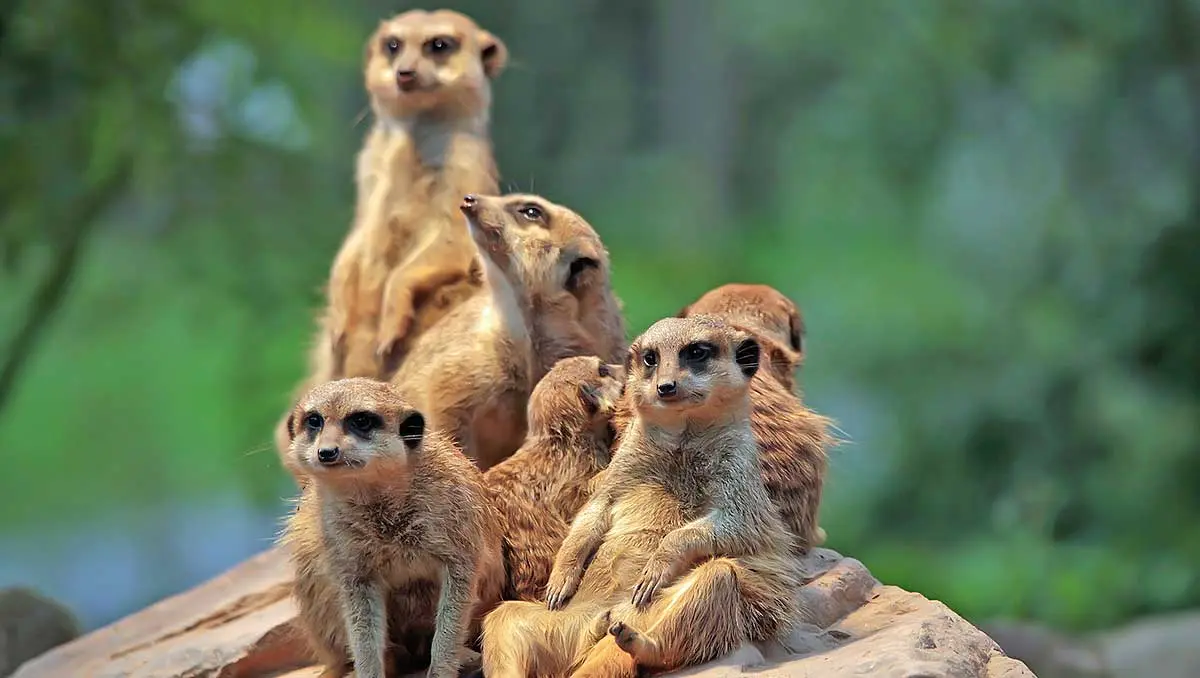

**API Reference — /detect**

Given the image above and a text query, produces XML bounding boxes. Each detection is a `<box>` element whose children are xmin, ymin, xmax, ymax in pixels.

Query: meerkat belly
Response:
<box><xmin>582</xmin><ymin>485</ymin><xmax>690</xmax><ymax>594</ymax></box>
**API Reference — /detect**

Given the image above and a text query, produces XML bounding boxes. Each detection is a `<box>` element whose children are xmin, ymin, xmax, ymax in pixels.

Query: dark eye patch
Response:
<box><xmin>383</xmin><ymin>36</ymin><xmax>401</xmax><ymax>55</ymax></box>
<box><xmin>681</xmin><ymin>341</ymin><xmax>716</xmax><ymax>366</ymax></box>
<box><xmin>304</xmin><ymin>412</ymin><xmax>324</xmax><ymax>432</ymax></box>
<box><xmin>642</xmin><ymin>350</ymin><xmax>658</xmax><ymax>369</ymax></box>
<box><xmin>345</xmin><ymin>411</ymin><xmax>383</xmax><ymax>438</ymax></box>
<box><xmin>425</xmin><ymin>36</ymin><xmax>459</xmax><ymax>55</ymax></box>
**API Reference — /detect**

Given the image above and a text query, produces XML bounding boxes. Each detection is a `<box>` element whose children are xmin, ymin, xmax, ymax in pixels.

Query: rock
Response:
<box><xmin>0</xmin><ymin>587</ymin><xmax>82</xmax><ymax>678</ymax></box>
<box><xmin>985</xmin><ymin>612</ymin><xmax>1200</xmax><ymax>678</ymax></box>
<box><xmin>13</xmin><ymin>547</ymin><xmax>1033</xmax><ymax>678</ymax></box>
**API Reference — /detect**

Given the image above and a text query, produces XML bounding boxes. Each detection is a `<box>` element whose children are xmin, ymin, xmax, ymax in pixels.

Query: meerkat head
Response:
<box><xmin>364</xmin><ymin>9</ymin><xmax>507</xmax><ymax>121</ymax></box>
<box><xmin>527</xmin><ymin>356</ymin><xmax>626</xmax><ymax>444</ymax></box>
<box><xmin>625</xmin><ymin>316</ymin><xmax>760</xmax><ymax>426</ymax></box>
<box><xmin>459</xmin><ymin>193</ymin><xmax>611</xmax><ymax>301</ymax></box>
<box><xmin>285</xmin><ymin>378</ymin><xmax>427</xmax><ymax>480</ymax></box>
<box><xmin>679</xmin><ymin>283</ymin><xmax>805</xmax><ymax>386</ymax></box>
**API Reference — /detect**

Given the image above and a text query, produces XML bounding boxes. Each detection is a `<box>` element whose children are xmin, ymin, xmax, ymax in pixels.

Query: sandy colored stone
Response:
<box><xmin>12</xmin><ymin>546</ymin><xmax>1034</xmax><ymax>678</ymax></box>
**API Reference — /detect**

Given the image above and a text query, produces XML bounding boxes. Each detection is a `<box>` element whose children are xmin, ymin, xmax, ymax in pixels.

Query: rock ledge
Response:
<box><xmin>13</xmin><ymin>547</ymin><xmax>1035</xmax><ymax>678</ymax></box>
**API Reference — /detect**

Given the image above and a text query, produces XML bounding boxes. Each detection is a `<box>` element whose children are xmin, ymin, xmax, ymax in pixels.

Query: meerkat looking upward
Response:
<box><xmin>276</xmin><ymin>9</ymin><xmax>508</xmax><ymax>480</ymax></box>
<box><xmin>391</xmin><ymin>193</ymin><xmax>623</xmax><ymax>471</ymax></box>
<box><xmin>484</xmin><ymin>355</ymin><xmax>626</xmax><ymax>602</ymax></box>
<box><xmin>679</xmin><ymin>283</ymin><xmax>834</xmax><ymax>550</ymax></box>
<box><xmin>481</xmin><ymin>316</ymin><xmax>801</xmax><ymax>678</ymax></box>
<box><xmin>279</xmin><ymin>378</ymin><xmax>504</xmax><ymax>678</ymax></box>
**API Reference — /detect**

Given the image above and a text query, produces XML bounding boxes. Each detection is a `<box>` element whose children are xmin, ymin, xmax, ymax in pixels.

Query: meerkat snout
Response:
<box><xmin>656</xmin><ymin>381</ymin><xmax>679</xmax><ymax>400</ymax></box>
<box><xmin>317</xmin><ymin>446</ymin><xmax>341</xmax><ymax>465</ymax></box>
<box><xmin>396</xmin><ymin>68</ymin><xmax>418</xmax><ymax>91</ymax></box>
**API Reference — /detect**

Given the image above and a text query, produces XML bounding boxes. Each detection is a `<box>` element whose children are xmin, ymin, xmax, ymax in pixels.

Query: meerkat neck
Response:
<box><xmin>376</xmin><ymin>110</ymin><xmax>490</xmax><ymax>171</ymax></box>
<box><xmin>480</xmin><ymin>255</ymin><xmax>533</xmax><ymax>333</ymax></box>
<box><xmin>313</xmin><ymin>466</ymin><xmax>413</xmax><ymax>503</ymax></box>
<box><xmin>637</xmin><ymin>400</ymin><xmax>752</xmax><ymax>445</ymax></box>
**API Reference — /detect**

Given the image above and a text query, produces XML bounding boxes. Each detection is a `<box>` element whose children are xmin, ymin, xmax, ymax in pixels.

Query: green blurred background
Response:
<box><xmin>2</xmin><ymin>0</ymin><xmax>1199</xmax><ymax>652</ymax></box>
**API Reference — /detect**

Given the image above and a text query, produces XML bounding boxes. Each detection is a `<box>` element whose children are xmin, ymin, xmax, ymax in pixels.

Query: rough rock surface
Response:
<box><xmin>984</xmin><ymin>613</ymin><xmax>1200</xmax><ymax>678</ymax></box>
<box><xmin>13</xmin><ymin>547</ymin><xmax>1033</xmax><ymax>678</ymax></box>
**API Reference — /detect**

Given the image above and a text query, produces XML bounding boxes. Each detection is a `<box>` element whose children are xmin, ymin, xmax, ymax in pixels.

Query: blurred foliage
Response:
<box><xmin>2</xmin><ymin>0</ymin><xmax>1200</xmax><ymax>632</ymax></box>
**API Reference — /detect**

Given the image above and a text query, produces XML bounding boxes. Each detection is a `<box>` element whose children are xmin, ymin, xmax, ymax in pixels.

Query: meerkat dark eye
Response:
<box><xmin>642</xmin><ymin>350</ymin><xmax>658</xmax><ymax>368</ymax></box>
<box><xmin>384</xmin><ymin>37</ymin><xmax>401</xmax><ymax>55</ymax></box>
<box><xmin>518</xmin><ymin>204</ymin><xmax>544</xmax><ymax>222</ymax></box>
<box><xmin>426</xmin><ymin>36</ymin><xmax>458</xmax><ymax>55</ymax></box>
<box><xmin>345</xmin><ymin>411</ymin><xmax>383</xmax><ymax>438</ymax></box>
<box><xmin>682</xmin><ymin>342</ymin><xmax>714</xmax><ymax>364</ymax></box>
<box><xmin>597</xmin><ymin>363</ymin><xmax>610</xmax><ymax>378</ymax></box>
<box><xmin>304</xmin><ymin>413</ymin><xmax>324</xmax><ymax>432</ymax></box>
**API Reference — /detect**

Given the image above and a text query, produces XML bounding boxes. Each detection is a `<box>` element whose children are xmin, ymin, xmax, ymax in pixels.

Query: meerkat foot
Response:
<box><xmin>609</xmin><ymin>621</ymin><xmax>660</xmax><ymax>664</ymax></box>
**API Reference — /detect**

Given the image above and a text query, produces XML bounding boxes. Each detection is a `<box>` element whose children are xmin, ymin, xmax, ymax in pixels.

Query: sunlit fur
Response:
<box><xmin>276</xmin><ymin>9</ymin><xmax>509</xmax><ymax>482</ymax></box>
<box><xmin>481</xmin><ymin>317</ymin><xmax>801</xmax><ymax>678</ymax></box>
<box><xmin>484</xmin><ymin>356</ymin><xmax>626</xmax><ymax>602</ymax></box>
<box><xmin>391</xmin><ymin>193</ymin><xmax>624</xmax><ymax>472</ymax></box>
<box><xmin>279</xmin><ymin>378</ymin><xmax>504</xmax><ymax>678</ymax></box>
<box><xmin>677</xmin><ymin>283</ymin><xmax>835</xmax><ymax>550</ymax></box>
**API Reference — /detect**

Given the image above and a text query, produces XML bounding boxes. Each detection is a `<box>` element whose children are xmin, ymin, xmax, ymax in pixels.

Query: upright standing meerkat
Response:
<box><xmin>679</xmin><ymin>283</ymin><xmax>834</xmax><ymax>549</ymax></box>
<box><xmin>481</xmin><ymin>316</ymin><xmax>802</xmax><ymax>678</ymax></box>
<box><xmin>279</xmin><ymin>378</ymin><xmax>504</xmax><ymax>678</ymax></box>
<box><xmin>276</xmin><ymin>9</ymin><xmax>508</xmax><ymax>477</ymax></box>
<box><xmin>484</xmin><ymin>355</ymin><xmax>626</xmax><ymax>602</ymax></box>
<box><xmin>392</xmin><ymin>192</ymin><xmax>624</xmax><ymax>471</ymax></box>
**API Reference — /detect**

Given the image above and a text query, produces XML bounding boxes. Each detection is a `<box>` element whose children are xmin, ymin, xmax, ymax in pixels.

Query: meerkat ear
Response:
<box><xmin>675</xmin><ymin>302</ymin><xmax>693</xmax><ymax>318</ymax></box>
<box><xmin>579</xmin><ymin>383</ymin><xmax>601</xmax><ymax>415</ymax></box>
<box><xmin>285</xmin><ymin>412</ymin><xmax>297</xmax><ymax>441</ymax></box>
<box><xmin>789</xmin><ymin>309</ymin><xmax>805</xmax><ymax>355</ymax></box>
<box><xmin>398</xmin><ymin>411</ymin><xmax>425</xmax><ymax>449</ymax></box>
<box><xmin>734</xmin><ymin>336</ymin><xmax>760</xmax><ymax>379</ymax></box>
<box><xmin>624</xmin><ymin>346</ymin><xmax>636</xmax><ymax>376</ymax></box>
<box><xmin>478</xmin><ymin>31</ymin><xmax>508</xmax><ymax>79</ymax></box>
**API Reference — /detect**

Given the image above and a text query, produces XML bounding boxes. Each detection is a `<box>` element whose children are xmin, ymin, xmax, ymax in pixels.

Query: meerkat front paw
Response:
<box><xmin>375</xmin><ymin>315</ymin><xmax>414</xmax><ymax>364</ymax></box>
<box><xmin>630</xmin><ymin>557</ymin><xmax>673</xmax><ymax>609</ymax></box>
<box><xmin>544</xmin><ymin>568</ymin><xmax>581</xmax><ymax>610</ymax></box>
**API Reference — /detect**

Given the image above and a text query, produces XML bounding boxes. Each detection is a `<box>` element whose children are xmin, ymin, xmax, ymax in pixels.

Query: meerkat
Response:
<box><xmin>483</xmin><ymin>355</ymin><xmax>626</xmax><ymax>602</ymax></box>
<box><xmin>279</xmin><ymin>378</ymin><xmax>505</xmax><ymax>678</ymax></box>
<box><xmin>679</xmin><ymin>283</ymin><xmax>834</xmax><ymax>550</ymax></box>
<box><xmin>391</xmin><ymin>192</ymin><xmax>624</xmax><ymax>471</ymax></box>
<box><xmin>678</xmin><ymin>282</ymin><xmax>805</xmax><ymax>388</ymax></box>
<box><xmin>481</xmin><ymin>316</ymin><xmax>802</xmax><ymax>678</ymax></box>
<box><xmin>276</xmin><ymin>9</ymin><xmax>508</xmax><ymax>478</ymax></box>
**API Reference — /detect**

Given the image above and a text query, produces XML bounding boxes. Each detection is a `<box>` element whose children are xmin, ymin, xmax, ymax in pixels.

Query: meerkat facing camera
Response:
<box><xmin>276</xmin><ymin>9</ymin><xmax>508</xmax><ymax>481</ymax></box>
<box><xmin>481</xmin><ymin>316</ymin><xmax>801</xmax><ymax>678</ymax></box>
<box><xmin>279</xmin><ymin>378</ymin><xmax>504</xmax><ymax>678</ymax></box>
<box><xmin>679</xmin><ymin>283</ymin><xmax>835</xmax><ymax>550</ymax></box>
<box><xmin>483</xmin><ymin>355</ymin><xmax>626</xmax><ymax>602</ymax></box>
<box><xmin>392</xmin><ymin>193</ymin><xmax>623</xmax><ymax>471</ymax></box>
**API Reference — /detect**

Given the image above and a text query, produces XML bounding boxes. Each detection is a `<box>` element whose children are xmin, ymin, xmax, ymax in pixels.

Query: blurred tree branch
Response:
<box><xmin>0</xmin><ymin>159</ymin><xmax>132</xmax><ymax>417</ymax></box>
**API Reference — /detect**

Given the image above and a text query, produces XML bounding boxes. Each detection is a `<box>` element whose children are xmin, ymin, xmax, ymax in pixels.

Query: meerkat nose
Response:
<box><xmin>656</xmin><ymin>382</ymin><xmax>678</xmax><ymax>399</ymax></box>
<box><xmin>461</xmin><ymin>194</ymin><xmax>480</xmax><ymax>215</ymax></box>
<box><xmin>317</xmin><ymin>447</ymin><xmax>341</xmax><ymax>465</ymax></box>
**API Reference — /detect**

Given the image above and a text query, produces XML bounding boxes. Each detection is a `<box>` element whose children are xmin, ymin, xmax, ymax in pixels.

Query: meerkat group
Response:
<box><xmin>274</xmin><ymin>9</ymin><xmax>837</xmax><ymax>678</ymax></box>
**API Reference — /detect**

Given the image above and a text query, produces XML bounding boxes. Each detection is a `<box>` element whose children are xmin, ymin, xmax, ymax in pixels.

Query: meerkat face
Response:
<box><xmin>679</xmin><ymin>283</ymin><xmax>805</xmax><ymax>385</ymax></box>
<box><xmin>459</xmin><ymin>193</ymin><xmax>609</xmax><ymax>299</ymax></box>
<box><xmin>364</xmin><ymin>10</ymin><xmax>507</xmax><ymax>120</ymax></box>
<box><xmin>286</xmin><ymin>378</ymin><xmax>426</xmax><ymax>477</ymax></box>
<box><xmin>625</xmin><ymin>316</ymin><xmax>760</xmax><ymax>423</ymax></box>
<box><xmin>527</xmin><ymin>356</ymin><xmax>626</xmax><ymax>437</ymax></box>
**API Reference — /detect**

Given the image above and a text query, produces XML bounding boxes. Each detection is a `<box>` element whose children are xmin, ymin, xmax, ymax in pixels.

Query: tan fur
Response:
<box><xmin>279</xmin><ymin>378</ymin><xmax>504</xmax><ymax>678</ymax></box>
<box><xmin>391</xmin><ymin>193</ymin><xmax>624</xmax><ymax>471</ymax></box>
<box><xmin>484</xmin><ymin>356</ymin><xmax>625</xmax><ymax>602</ymax></box>
<box><xmin>609</xmin><ymin>284</ymin><xmax>834</xmax><ymax>552</ymax></box>
<box><xmin>678</xmin><ymin>283</ymin><xmax>805</xmax><ymax>388</ymax></box>
<box><xmin>481</xmin><ymin>317</ymin><xmax>801</xmax><ymax>678</ymax></box>
<box><xmin>275</xmin><ymin>9</ymin><xmax>508</xmax><ymax>479</ymax></box>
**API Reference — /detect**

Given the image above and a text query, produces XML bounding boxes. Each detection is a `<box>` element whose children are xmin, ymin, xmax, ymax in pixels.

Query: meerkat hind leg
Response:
<box><xmin>481</xmin><ymin>599</ymin><xmax>607</xmax><ymax>678</ymax></box>
<box><xmin>608</xmin><ymin>558</ymin><xmax>750</xmax><ymax>671</ymax></box>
